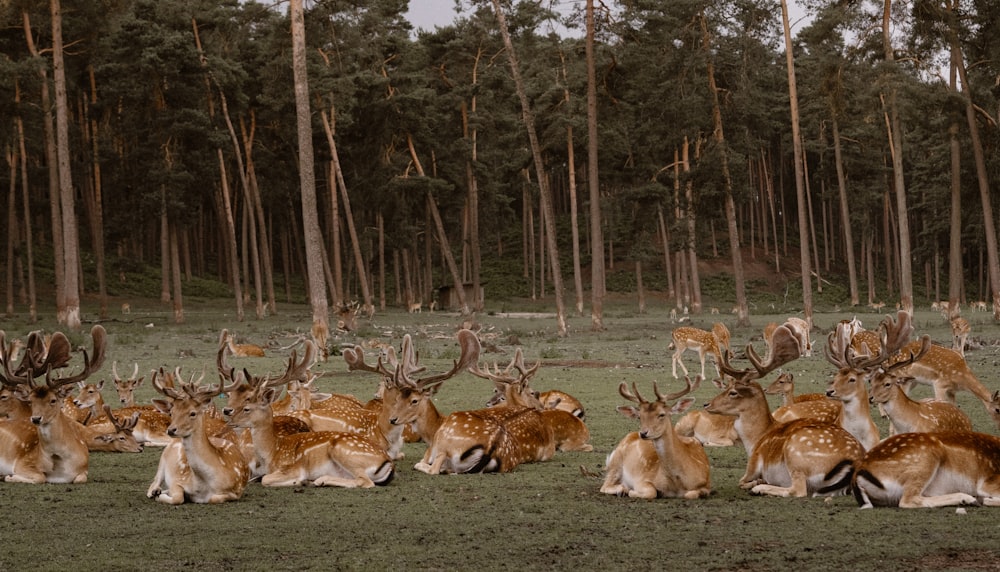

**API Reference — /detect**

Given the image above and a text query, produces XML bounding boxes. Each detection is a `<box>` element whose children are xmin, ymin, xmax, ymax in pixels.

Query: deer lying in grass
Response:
<box><xmin>228</xmin><ymin>340</ymin><xmax>394</xmax><ymax>489</ymax></box>
<box><xmin>0</xmin><ymin>325</ymin><xmax>107</xmax><ymax>483</ymax></box>
<box><xmin>81</xmin><ymin>405</ymin><xmax>143</xmax><ymax>453</ymax></box>
<box><xmin>853</xmin><ymin>431</ymin><xmax>1000</xmax><ymax>508</ymax></box>
<box><xmin>706</xmin><ymin>326</ymin><xmax>864</xmax><ymax>497</ymax></box>
<box><xmin>601</xmin><ymin>376</ymin><xmax>711</xmax><ymax>499</ymax></box>
<box><xmin>147</xmin><ymin>368</ymin><xmax>250</xmax><ymax>504</ymax></box>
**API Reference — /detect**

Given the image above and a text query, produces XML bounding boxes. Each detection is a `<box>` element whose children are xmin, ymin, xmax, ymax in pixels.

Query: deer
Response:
<box><xmin>705</xmin><ymin>325</ymin><xmax>865</xmax><ymax>497</ymax></box>
<box><xmin>669</xmin><ymin>325</ymin><xmax>723</xmax><ymax>379</ymax></box>
<box><xmin>674</xmin><ymin>407</ymin><xmax>739</xmax><ymax>447</ymax></box>
<box><xmin>865</xmin><ymin>334</ymin><xmax>974</xmax><ymax>434</ymax></box>
<box><xmin>110</xmin><ymin>362</ymin><xmax>147</xmax><ymax>407</ymax></box>
<box><xmin>146</xmin><ymin>368</ymin><xmax>250</xmax><ymax>504</ymax></box>
<box><xmin>852</xmin><ymin>431</ymin><xmax>1000</xmax><ymax>508</ymax></box>
<box><xmin>950</xmin><ymin>316</ymin><xmax>970</xmax><ymax>356</ymax></box>
<box><xmin>0</xmin><ymin>325</ymin><xmax>106</xmax><ymax>484</ymax></box>
<box><xmin>222</xmin><ymin>329</ymin><xmax>266</xmax><ymax>357</ymax></box>
<box><xmin>538</xmin><ymin>389</ymin><xmax>585</xmax><ymax>420</ymax></box>
<box><xmin>344</xmin><ymin>329</ymin><xmax>505</xmax><ymax>474</ymax></box>
<box><xmin>227</xmin><ymin>342</ymin><xmax>394</xmax><ymax>489</ymax></box>
<box><xmin>80</xmin><ymin>405</ymin><xmax>144</xmax><ymax>453</ymax></box>
<box><xmin>601</xmin><ymin>376</ymin><xmax>712</xmax><ymax>499</ymax></box>
<box><xmin>783</xmin><ymin>317</ymin><xmax>813</xmax><ymax>357</ymax></box>
<box><xmin>764</xmin><ymin>372</ymin><xmax>827</xmax><ymax>406</ymax></box>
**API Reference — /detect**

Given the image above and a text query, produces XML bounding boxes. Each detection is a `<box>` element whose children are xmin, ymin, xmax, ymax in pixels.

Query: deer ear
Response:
<box><xmin>616</xmin><ymin>405</ymin><xmax>640</xmax><ymax>420</ymax></box>
<box><xmin>671</xmin><ymin>397</ymin><xmax>696</xmax><ymax>415</ymax></box>
<box><xmin>152</xmin><ymin>398</ymin><xmax>172</xmax><ymax>415</ymax></box>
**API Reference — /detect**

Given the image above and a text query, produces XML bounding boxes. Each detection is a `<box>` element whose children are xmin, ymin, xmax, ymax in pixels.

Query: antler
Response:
<box><xmin>848</xmin><ymin>310</ymin><xmax>916</xmax><ymax>372</ymax></box>
<box><xmin>345</xmin><ymin>329</ymin><xmax>481</xmax><ymax>392</ymax></box>
<box><xmin>262</xmin><ymin>340</ymin><xmax>316</xmax><ymax>389</ymax></box>
<box><xmin>216</xmin><ymin>329</ymin><xmax>240</xmax><ymax>392</ymax></box>
<box><xmin>619</xmin><ymin>376</ymin><xmax>701</xmax><ymax>404</ymax></box>
<box><xmin>722</xmin><ymin>325</ymin><xmax>801</xmax><ymax>383</ymax></box>
<box><xmin>151</xmin><ymin>367</ymin><xmax>184</xmax><ymax>400</ymax></box>
<box><xmin>104</xmin><ymin>404</ymin><xmax>140</xmax><ymax>434</ymax></box>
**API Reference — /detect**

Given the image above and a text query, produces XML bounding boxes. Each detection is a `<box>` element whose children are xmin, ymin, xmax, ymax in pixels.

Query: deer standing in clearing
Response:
<box><xmin>147</xmin><ymin>369</ymin><xmax>250</xmax><ymax>504</ymax></box>
<box><xmin>0</xmin><ymin>326</ymin><xmax>106</xmax><ymax>484</ymax></box>
<box><xmin>601</xmin><ymin>376</ymin><xmax>711</xmax><ymax>499</ymax></box>
<box><xmin>670</xmin><ymin>325</ymin><xmax>724</xmax><ymax>379</ymax></box>
<box><xmin>950</xmin><ymin>316</ymin><xmax>971</xmax><ymax>357</ymax></box>
<box><xmin>705</xmin><ymin>326</ymin><xmax>864</xmax><ymax>497</ymax></box>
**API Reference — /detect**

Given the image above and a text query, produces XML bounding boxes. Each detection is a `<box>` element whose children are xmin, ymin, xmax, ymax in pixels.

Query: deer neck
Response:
<box><xmin>182</xmin><ymin>413</ymin><xmax>231</xmax><ymax>477</ymax></box>
<box><xmin>732</xmin><ymin>398</ymin><xmax>775</xmax><ymax>456</ymax></box>
<box><xmin>415</xmin><ymin>398</ymin><xmax>444</xmax><ymax>442</ymax></box>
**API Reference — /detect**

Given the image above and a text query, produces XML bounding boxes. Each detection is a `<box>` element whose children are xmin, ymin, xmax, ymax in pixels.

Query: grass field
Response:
<box><xmin>2</xmin><ymin>296</ymin><xmax>999</xmax><ymax>571</ymax></box>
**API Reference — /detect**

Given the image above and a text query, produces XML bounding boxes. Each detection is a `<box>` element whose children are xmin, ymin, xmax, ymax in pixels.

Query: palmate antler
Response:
<box><xmin>0</xmin><ymin>325</ymin><xmax>107</xmax><ymax>391</ymax></box>
<box><xmin>344</xmin><ymin>329</ymin><xmax>481</xmax><ymax>393</ymax></box>
<box><xmin>719</xmin><ymin>324</ymin><xmax>802</xmax><ymax>384</ymax></box>
<box><xmin>825</xmin><ymin>310</ymin><xmax>930</xmax><ymax>374</ymax></box>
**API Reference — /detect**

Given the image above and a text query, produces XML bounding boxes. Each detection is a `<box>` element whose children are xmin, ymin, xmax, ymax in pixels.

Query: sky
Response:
<box><xmin>405</xmin><ymin>1</ymin><xmax>812</xmax><ymax>35</ymax></box>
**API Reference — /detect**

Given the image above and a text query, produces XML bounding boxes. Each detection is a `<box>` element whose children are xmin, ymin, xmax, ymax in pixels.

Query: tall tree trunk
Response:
<box><xmin>160</xmin><ymin>202</ymin><xmax>171</xmax><ymax>303</ymax></box>
<box><xmin>319</xmin><ymin>108</ymin><xmax>369</xmax><ymax>311</ymax></box>
<box><xmin>291</xmin><ymin>0</ymin><xmax>329</xmax><ymax>356</ymax></box>
<box><xmin>218</xmin><ymin>149</ymin><xmax>244</xmax><ymax>321</ymax></box>
<box><xmin>170</xmin><ymin>222</ymin><xmax>184</xmax><ymax>324</ymax></box>
<box><xmin>701</xmin><ymin>13</ymin><xmax>744</xmax><ymax>324</ymax></box>
<box><xmin>241</xmin><ymin>115</ymin><xmax>277</xmax><ymax>315</ymax></box>
<box><xmin>586</xmin><ymin>0</ymin><xmax>604</xmax><ymax>331</ymax></box>
<box><xmin>780</xmin><ymin>0</ymin><xmax>812</xmax><ymax>327</ymax></box>
<box><xmin>51</xmin><ymin>0</ymin><xmax>81</xmax><ymax>329</ymax></box>
<box><xmin>947</xmin><ymin>39</ymin><xmax>963</xmax><ymax>315</ymax></box>
<box><xmin>559</xmin><ymin>52</ymin><xmax>585</xmax><ymax>317</ymax></box>
<box><xmin>491</xmin><ymin>0</ymin><xmax>566</xmax><ymax>336</ymax></box>
<box><xmin>15</xmin><ymin>103</ymin><xmax>37</xmax><ymax>322</ymax></box>
<box><xmin>465</xmin><ymin>48</ymin><xmax>483</xmax><ymax>312</ymax></box>
<box><xmin>881</xmin><ymin>0</ymin><xmax>913</xmax><ymax>315</ymax></box>
<box><xmin>85</xmin><ymin>66</ymin><xmax>108</xmax><ymax>319</ymax></box>
<box><xmin>944</xmin><ymin>4</ymin><xmax>1000</xmax><ymax>319</ymax></box>
<box><xmin>406</xmin><ymin>134</ymin><xmax>468</xmax><ymax>315</ymax></box>
<box><xmin>5</xmin><ymin>146</ymin><xmax>16</xmax><ymax>317</ymax></box>
<box><xmin>831</xmin><ymin>114</ymin><xmax>859</xmax><ymax>306</ymax></box>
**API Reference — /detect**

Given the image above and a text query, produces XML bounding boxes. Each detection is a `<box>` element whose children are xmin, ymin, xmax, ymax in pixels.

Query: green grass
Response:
<box><xmin>2</xmin><ymin>299</ymin><xmax>1000</xmax><ymax>571</ymax></box>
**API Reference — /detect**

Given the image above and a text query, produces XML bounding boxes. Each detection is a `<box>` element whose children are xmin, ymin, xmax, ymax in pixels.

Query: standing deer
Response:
<box><xmin>0</xmin><ymin>325</ymin><xmax>106</xmax><ymax>484</ymax></box>
<box><xmin>601</xmin><ymin>376</ymin><xmax>711</xmax><ymax>499</ymax></box>
<box><xmin>669</xmin><ymin>326</ymin><xmax>723</xmax><ymax>379</ymax></box>
<box><xmin>147</xmin><ymin>369</ymin><xmax>250</xmax><ymax>504</ymax></box>
<box><xmin>705</xmin><ymin>325</ymin><xmax>864</xmax><ymax>497</ymax></box>
<box><xmin>949</xmin><ymin>316</ymin><xmax>971</xmax><ymax>357</ymax></box>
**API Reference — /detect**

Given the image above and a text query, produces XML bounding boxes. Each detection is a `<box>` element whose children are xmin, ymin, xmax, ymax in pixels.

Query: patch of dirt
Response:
<box><xmin>909</xmin><ymin>550</ymin><xmax>1000</xmax><ymax>570</ymax></box>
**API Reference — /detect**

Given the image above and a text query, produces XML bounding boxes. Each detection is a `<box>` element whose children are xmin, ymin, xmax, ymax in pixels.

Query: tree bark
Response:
<box><xmin>291</xmin><ymin>0</ymin><xmax>329</xmax><ymax>355</ymax></box>
<box><xmin>586</xmin><ymin>0</ymin><xmax>604</xmax><ymax>331</ymax></box>
<box><xmin>779</xmin><ymin>0</ymin><xmax>812</xmax><ymax>327</ymax></box>
<box><xmin>831</xmin><ymin>115</ymin><xmax>859</xmax><ymax>306</ymax></box>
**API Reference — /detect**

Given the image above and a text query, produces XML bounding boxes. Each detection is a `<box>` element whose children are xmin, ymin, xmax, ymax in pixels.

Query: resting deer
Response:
<box><xmin>110</xmin><ymin>362</ymin><xmax>148</xmax><ymax>407</ymax></box>
<box><xmin>81</xmin><ymin>405</ymin><xmax>144</xmax><ymax>453</ymax></box>
<box><xmin>764</xmin><ymin>372</ymin><xmax>826</xmax><ymax>406</ymax></box>
<box><xmin>227</xmin><ymin>342</ymin><xmax>394</xmax><ymax>488</ymax></box>
<box><xmin>853</xmin><ymin>431</ymin><xmax>1000</xmax><ymax>508</ymax></box>
<box><xmin>484</xmin><ymin>381</ymin><xmax>591</xmax><ymax>452</ymax></box>
<box><xmin>538</xmin><ymin>389</ymin><xmax>585</xmax><ymax>420</ymax></box>
<box><xmin>601</xmin><ymin>377</ymin><xmax>711</xmax><ymax>499</ymax></box>
<box><xmin>705</xmin><ymin>325</ymin><xmax>864</xmax><ymax>497</ymax></box>
<box><xmin>147</xmin><ymin>368</ymin><xmax>250</xmax><ymax>504</ymax></box>
<box><xmin>0</xmin><ymin>325</ymin><xmax>106</xmax><ymax>483</ymax></box>
<box><xmin>766</xmin><ymin>371</ymin><xmax>843</xmax><ymax>427</ymax></box>
<box><xmin>675</xmin><ymin>378</ymin><xmax>740</xmax><ymax>448</ymax></box>
<box><xmin>343</xmin><ymin>329</ymin><xmax>494</xmax><ymax>474</ymax></box>
<box><xmin>222</xmin><ymin>329</ymin><xmax>266</xmax><ymax>357</ymax></box>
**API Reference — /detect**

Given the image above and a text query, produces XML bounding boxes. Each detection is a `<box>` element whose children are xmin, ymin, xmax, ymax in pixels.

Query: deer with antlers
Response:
<box><xmin>344</xmin><ymin>330</ymin><xmax>533</xmax><ymax>474</ymax></box>
<box><xmin>705</xmin><ymin>325</ymin><xmax>864</xmax><ymax>497</ymax></box>
<box><xmin>852</xmin><ymin>431</ymin><xmax>1000</xmax><ymax>508</ymax></box>
<box><xmin>146</xmin><ymin>368</ymin><xmax>250</xmax><ymax>504</ymax></box>
<box><xmin>0</xmin><ymin>325</ymin><xmax>106</xmax><ymax>484</ymax></box>
<box><xmin>601</xmin><ymin>376</ymin><xmax>711</xmax><ymax>499</ymax></box>
<box><xmin>227</xmin><ymin>340</ymin><xmax>394</xmax><ymax>488</ymax></box>
<box><xmin>80</xmin><ymin>405</ymin><xmax>144</xmax><ymax>453</ymax></box>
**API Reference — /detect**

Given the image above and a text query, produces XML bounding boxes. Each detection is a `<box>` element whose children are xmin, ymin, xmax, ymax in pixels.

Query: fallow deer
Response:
<box><xmin>950</xmin><ymin>316</ymin><xmax>971</xmax><ymax>356</ymax></box>
<box><xmin>0</xmin><ymin>325</ymin><xmax>106</xmax><ymax>484</ymax></box>
<box><xmin>147</xmin><ymin>368</ymin><xmax>250</xmax><ymax>504</ymax></box>
<box><xmin>669</xmin><ymin>325</ymin><xmax>723</xmax><ymax>379</ymax></box>
<box><xmin>601</xmin><ymin>377</ymin><xmax>711</xmax><ymax>499</ymax></box>
<box><xmin>81</xmin><ymin>405</ymin><xmax>144</xmax><ymax>453</ymax></box>
<box><xmin>222</xmin><ymin>329</ymin><xmax>266</xmax><ymax>357</ymax></box>
<box><xmin>705</xmin><ymin>325</ymin><xmax>864</xmax><ymax>497</ymax></box>
<box><xmin>227</xmin><ymin>343</ymin><xmax>394</xmax><ymax>489</ymax></box>
<box><xmin>853</xmin><ymin>431</ymin><xmax>1000</xmax><ymax>508</ymax></box>
<box><xmin>764</xmin><ymin>372</ymin><xmax>827</xmax><ymax>406</ymax></box>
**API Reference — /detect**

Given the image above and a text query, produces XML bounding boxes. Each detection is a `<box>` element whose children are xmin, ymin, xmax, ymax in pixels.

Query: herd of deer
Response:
<box><xmin>630</xmin><ymin>310</ymin><xmax>1000</xmax><ymax>507</ymax></box>
<box><xmin>1</xmin><ymin>310</ymin><xmax>999</xmax><ymax>510</ymax></box>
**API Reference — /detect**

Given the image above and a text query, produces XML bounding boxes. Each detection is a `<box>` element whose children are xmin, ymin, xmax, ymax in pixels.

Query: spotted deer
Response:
<box><xmin>601</xmin><ymin>376</ymin><xmax>712</xmax><ymax>499</ymax></box>
<box><xmin>0</xmin><ymin>325</ymin><xmax>107</xmax><ymax>484</ymax></box>
<box><xmin>705</xmin><ymin>325</ymin><xmax>864</xmax><ymax>497</ymax></box>
<box><xmin>950</xmin><ymin>316</ymin><xmax>971</xmax><ymax>356</ymax></box>
<box><xmin>853</xmin><ymin>431</ymin><xmax>1000</xmax><ymax>508</ymax></box>
<box><xmin>343</xmin><ymin>329</ymin><xmax>486</xmax><ymax>471</ymax></box>
<box><xmin>227</xmin><ymin>342</ymin><xmax>394</xmax><ymax>488</ymax></box>
<box><xmin>222</xmin><ymin>329</ymin><xmax>266</xmax><ymax>357</ymax></box>
<box><xmin>669</xmin><ymin>326</ymin><xmax>722</xmax><ymax>379</ymax></box>
<box><xmin>147</xmin><ymin>369</ymin><xmax>250</xmax><ymax>504</ymax></box>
